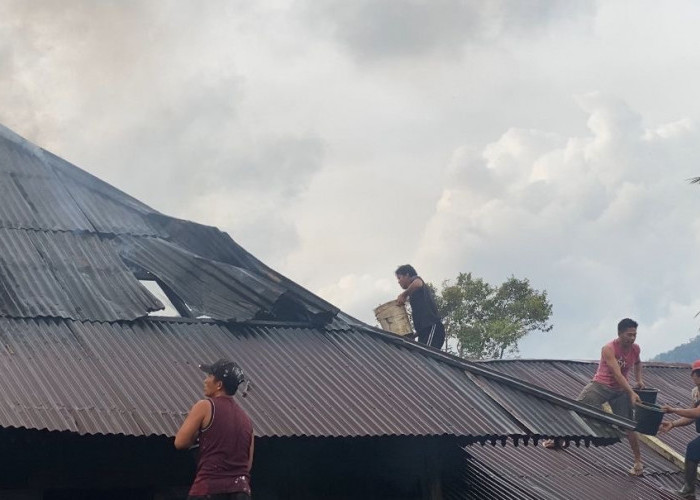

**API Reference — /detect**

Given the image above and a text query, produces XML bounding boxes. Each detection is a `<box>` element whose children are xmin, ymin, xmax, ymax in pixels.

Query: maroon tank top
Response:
<box><xmin>188</xmin><ymin>396</ymin><xmax>253</xmax><ymax>496</ymax></box>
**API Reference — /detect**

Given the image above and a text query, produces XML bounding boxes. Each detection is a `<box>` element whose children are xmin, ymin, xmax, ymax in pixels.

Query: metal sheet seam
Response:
<box><xmin>65</xmin><ymin>320</ymin><xmax>149</xmax><ymax>436</ymax></box>
<box><xmin>462</xmin><ymin>371</ymin><xmax>532</xmax><ymax>435</ymax></box>
<box><xmin>426</xmin><ymin>360</ymin><xmax>524</xmax><ymax>434</ymax></box>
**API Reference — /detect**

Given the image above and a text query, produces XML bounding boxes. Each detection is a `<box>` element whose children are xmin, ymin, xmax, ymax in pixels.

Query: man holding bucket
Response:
<box><xmin>544</xmin><ymin>318</ymin><xmax>645</xmax><ymax>476</ymax></box>
<box><xmin>396</xmin><ymin>264</ymin><xmax>445</xmax><ymax>349</ymax></box>
<box><xmin>659</xmin><ymin>360</ymin><xmax>700</xmax><ymax>499</ymax></box>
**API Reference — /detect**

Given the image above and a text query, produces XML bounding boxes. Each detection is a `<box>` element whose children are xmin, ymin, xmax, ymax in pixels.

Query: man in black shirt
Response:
<box><xmin>396</xmin><ymin>264</ymin><xmax>445</xmax><ymax>349</ymax></box>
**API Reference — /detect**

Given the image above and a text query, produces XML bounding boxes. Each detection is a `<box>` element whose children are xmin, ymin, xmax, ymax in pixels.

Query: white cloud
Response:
<box><xmin>419</xmin><ymin>93</ymin><xmax>700</xmax><ymax>359</ymax></box>
<box><xmin>2</xmin><ymin>1</ymin><xmax>700</xmax><ymax>360</ymax></box>
<box><xmin>318</xmin><ymin>274</ymin><xmax>395</xmax><ymax>325</ymax></box>
<box><xmin>301</xmin><ymin>0</ymin><xmax>594</xmax><ymax>61</ymax></box>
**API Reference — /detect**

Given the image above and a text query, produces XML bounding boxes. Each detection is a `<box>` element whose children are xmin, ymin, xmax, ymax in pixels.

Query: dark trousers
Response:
<box><xmin>687</xmin><ymin>435</ymin><xmax>700</xmax><ymax>461</ymax></box>
<box><xmin>188</xmin><ymin>493</ymin><xmax>251</xmax><ymax>500</ymax></box>
<box><xmin>417</xmin><ymin>322</ymin><xmax>445</xmax><ymax>349</ymax></box>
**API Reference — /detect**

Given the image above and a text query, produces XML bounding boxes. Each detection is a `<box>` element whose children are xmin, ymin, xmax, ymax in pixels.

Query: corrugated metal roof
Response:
<box><xmin>0</xmin><ymin>131</ymin><xmax>164</xmax><ymax>236</ymax></box>
<box><xmin>444</xmin><ymin>444</ymin><xmax>684</xmax><ymax>500</ymax></box>
<box><xmin>483</xmin><ymin>359</ymin><xmax>697</xmax><ymax>464</ymax></box>
<box><xmin>0</xmin><ymin>317</ymin><xmax>631</xmax><ymax>442</ymax></box>
<box><xmin>144</xmin><ymin>214</ymin><xmax>341</xmax><ymax>319</ymax></box>
<box><xmin>0</xmin><ymin>228</ymin><xmax>163</xmax><ymax>321</ymax></box>
<box><xmin>113</xmin><ymin>235</ymin><xmax>289</xmax><ymax>322</ymax></box>
<box><xmin>0</xmin><ymin>124</ymin><xmax>637</xmax><ymax>449</ymax></box>
<box><xmin>0</xmin><ymin>226</ymin><xmax>334</xmax><ymax>323</ymax></box>
<box><xmin>0</xmin><ymin>129</ymin><xmax>339</xmax><ymax>324</ymax></box>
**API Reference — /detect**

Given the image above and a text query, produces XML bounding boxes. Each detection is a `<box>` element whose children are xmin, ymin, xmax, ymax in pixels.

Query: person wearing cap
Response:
<box><xmin>659</xmin><ymin>359</ymin><xmax>700</xmax><ymax>498</ymax></box>
<box><xmin>175</xmin><ymin>359</ymin><xmax>254</xmax><ymax>500</ymax></box>
<box><xmin>544</xmin><ymin>318</ymin><xmax>645</xmax><ymax>476</ymax></box>
<box><xmin>395</xmin><ymin>264</ymin><xmax>445</xmax><ymax>349</ymax></box>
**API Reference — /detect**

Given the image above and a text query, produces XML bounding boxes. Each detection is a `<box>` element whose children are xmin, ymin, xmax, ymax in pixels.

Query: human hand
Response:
<box><xmin>659</xmin><ymin>421</ymin><xmax>673</xmax><ymax>434</ymax></box>
<box><xmin>631</xmin><ymin>392</ymin><xmax>642</xmax><ymax>405</ymax></box>
<box><xmin>396</xmin><ymin>294</ymin><xmax>406</xmax><ymax>306</ymax></box>
<box><xmin>660</xmin><ymin>404</ymin><xmax>673</xmax><ymax>413</ymax></box>
<box><xmin>634</xmin><ymin>381</ymin><xmax>645</xmax><ymax>390</ymax></box>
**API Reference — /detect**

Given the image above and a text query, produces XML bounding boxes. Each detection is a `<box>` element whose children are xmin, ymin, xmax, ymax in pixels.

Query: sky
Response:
<box><xmin>2</xmin><ymin>0</ymin><xmax>700</xmax><ymax>360</ymax></box>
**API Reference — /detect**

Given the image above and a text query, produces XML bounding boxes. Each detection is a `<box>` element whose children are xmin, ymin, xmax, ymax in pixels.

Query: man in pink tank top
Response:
<box><xmin>545</xmin><ymin>318</ymin><xmax>645</xmax><ymax>476</ymax></box>
<box><xmin>175</xmin><ymin>359</ymin><xmax>254</xmax><ymax>500</ymax></box>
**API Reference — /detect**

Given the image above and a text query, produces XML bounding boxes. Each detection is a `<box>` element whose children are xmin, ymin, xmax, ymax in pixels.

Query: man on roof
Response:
<box><xmin>396</xmin><ymin>264</ymin><xmax>445</xmax><ymax>349</ymax></box>
<box><xmin>659</xmin><ymin>360</ymin><xmax>700</xmax><ymax>499</ymax></box>
<box><xmin>545</xmin><ymin>318</ymin><xmax>644</xmax><ymax>476</ymax></box>
<box><xmin>175</xmin><ymin>359</ymin><xmax>254</xmax><ymax>500</ymax></box>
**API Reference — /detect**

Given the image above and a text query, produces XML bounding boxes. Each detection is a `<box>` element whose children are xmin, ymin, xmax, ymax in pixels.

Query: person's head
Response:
<box><xmin>617</xmin><ymin>318</ymin><xmax>638</xmax><ymax>345</ymax></box>
<box><xmin>395</xmin><ymin>264</ymin><xmax>417</xmax><ymax>289</ymax></box>
<box><xmin>199</xmin><ymin>359</ymin><xmax>246</xmax><ymax>397</ymax></box>
<box><xmin>691</xmin><ymin>360</ymin><xmax>700</xmax><ymax>387</ymax></box>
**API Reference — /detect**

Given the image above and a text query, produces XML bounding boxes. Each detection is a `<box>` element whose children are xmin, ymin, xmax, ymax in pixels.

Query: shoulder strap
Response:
<box><xmin>201</xmin><ymin>398</ymin><xmax>215</xmax><ymax>431</ymax></box>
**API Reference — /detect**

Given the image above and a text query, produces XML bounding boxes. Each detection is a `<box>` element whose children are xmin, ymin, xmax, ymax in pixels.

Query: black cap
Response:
<box><xmin>199</xmin><ymin>359</ymin><xmax>245</xmax><ymax>394</ymax></box>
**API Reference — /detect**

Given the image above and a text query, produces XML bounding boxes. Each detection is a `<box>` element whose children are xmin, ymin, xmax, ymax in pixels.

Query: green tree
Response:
<box><xmin>433</xmin><ymin>272</ymin><xmax>553</xmax><ymax>359</ymax></box>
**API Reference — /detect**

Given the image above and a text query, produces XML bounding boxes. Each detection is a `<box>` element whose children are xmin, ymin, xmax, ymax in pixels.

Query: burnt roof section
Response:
<box><xmin>0</xmin><ymin>316</ymin><xmax>631</xmax><ymax>443</ymax></box>
<box><xmin>0</xmin><ymin>124</ymin><xmax>338</xmax><ymax>323</ymax></box>
<box><xmin>0</xmin><ymin>124</ymin><xmax>635</xmax><ymax>444</ymax></box>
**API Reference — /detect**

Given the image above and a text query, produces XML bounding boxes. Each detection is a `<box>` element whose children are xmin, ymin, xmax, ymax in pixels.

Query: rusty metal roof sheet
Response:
<box><xmin>483</xmin><ymin>359</ymin><xmax>696</xmax><ymax>465</ymax></box>
<box><xmin>445</xmin><ymin>443</ymin><xmax>684</xmax><ymax>500</ymax></box>
<box><xmin>0</xmin><ymin>317</ymin><xmax>632</xmax><ymax>442</ymax></box>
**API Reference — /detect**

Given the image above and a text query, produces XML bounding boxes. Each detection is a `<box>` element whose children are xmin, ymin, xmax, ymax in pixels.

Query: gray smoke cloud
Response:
<box><xmin>2</xmin><ymin>1</ymin><xmax>700</xmax><ymax>359</ymax></box>
<box><xmin>301</xmin><ymin>0</ymin><xmax>594</xmax><ymax>61</ymax></box>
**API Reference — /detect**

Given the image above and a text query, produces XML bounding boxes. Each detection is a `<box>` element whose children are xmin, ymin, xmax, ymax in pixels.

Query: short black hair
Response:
<box><xmin>395</xmin><ymin>264</ymin><xmax>417</xmax><ymax>277</ymax></box>
<box><xmin>199</xmin><ymin>359</ymin><xmax>246</xmax><ymax>395</ymax></box>
<box><xmin>617</xmin><ymin>318</ymin><xmax>638</xmax><ymax>333</ymax></box>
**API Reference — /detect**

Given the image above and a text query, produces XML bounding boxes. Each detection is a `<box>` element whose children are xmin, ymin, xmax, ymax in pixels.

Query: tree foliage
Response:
<box><xmin>432</xmin><ymin>272</ymin><xmax>553</xmax><ymax>359</ymax></box>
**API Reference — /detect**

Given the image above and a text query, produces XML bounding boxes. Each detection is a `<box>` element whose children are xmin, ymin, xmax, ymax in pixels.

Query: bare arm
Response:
<box><xmin>397</xmin><ymin>278</ymin><xmax>424</xmax><ymax>305</ymax></box>
<box><xmin>662</xmin><ymin>406</ymin><xmax>700</xmax><ymax>419</ymax></box>
<box><xmin>633</xmin><ymin>359</ymin><xmax>644</xmax><ymax>389</ymax></box>
<box><xmin>174</xmin><ymin>400</ymin><xmax>210</xmax><ymax>450</ymax></box>
<box><xmin>601</xmin><ymin>345</ymin><xmax>640</xmax><ymax>404</ymax></box>
<box><xmin>248</xmin><ymin>432</ymin><xmax>255</xmax><ymax>471</ymax></box>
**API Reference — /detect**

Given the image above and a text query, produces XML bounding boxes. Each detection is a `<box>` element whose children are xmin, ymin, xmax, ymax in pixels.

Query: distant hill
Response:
<box><xmin>653</xmin><ymin>335</ymin><xmax>700</xmax><ymax>363</ymax></box>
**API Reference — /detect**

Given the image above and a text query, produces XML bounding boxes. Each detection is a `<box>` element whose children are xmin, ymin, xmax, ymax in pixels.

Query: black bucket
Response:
<box><xmin>634</xmin><ymin>402</ymin><xmax>664</xmax><ymax>435</ymax></box>
<box><xmin>634</xmin><ymin>387</ymin><xmax>659</xmax><ymax>405</ymax></box>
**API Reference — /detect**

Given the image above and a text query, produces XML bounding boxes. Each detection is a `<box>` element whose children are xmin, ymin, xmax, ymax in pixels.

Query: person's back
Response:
<box><xmin>175</xmin><ymin>358</ymin><xmax>255</xmax><ymax>500</ymax></box>
<box><xmin>189</xmin><ymin>396</ymin><xmax>253</xmax><ymax>497</ymax></box>
<box><xmin>395</xmin><ymin>264</ymin><xmax>445</xmax><ymax>349</ymax></box>
<box><xmin>407</xmin><ymin>278</ymin><xmax>441</xmax><ymax>331</ymax></box>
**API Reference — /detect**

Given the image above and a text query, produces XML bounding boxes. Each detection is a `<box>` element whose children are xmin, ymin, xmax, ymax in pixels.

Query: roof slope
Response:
<box><xmin>0</xmin><ymin>124</ymin><xmax>338</xmax><ymax>323</ymax></box>
<box><xmin>445</xmin><ymin>444</ymin><xmax>683</xmax><ymax>500</ymax></box>
<box><xmin>483</xmin><ymin>359</ymin><xmax>697</xmax><ymax>458</ymax></box>
<box><xmin>0</xmin><ymin>316</ymin><xmax>631</xmax><ymax>442</ymax></box>
<box><xmin>0</xmin><ymin>124</ymin><xmax>634</xmax><ymax>443</ymax></box>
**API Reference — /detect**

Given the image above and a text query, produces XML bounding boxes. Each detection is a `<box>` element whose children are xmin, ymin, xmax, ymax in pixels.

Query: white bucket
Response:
<box><xmin>373</xmin><ymin>301</ymin><xmax>413</xmax><ymax>336</ymax></box>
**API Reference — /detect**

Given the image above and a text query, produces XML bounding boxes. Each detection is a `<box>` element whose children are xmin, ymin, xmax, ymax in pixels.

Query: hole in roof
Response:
<box><xmin>139</xmin><ymin>279</ymin><xmax>181</xmax><ymax>317</ymax></box>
